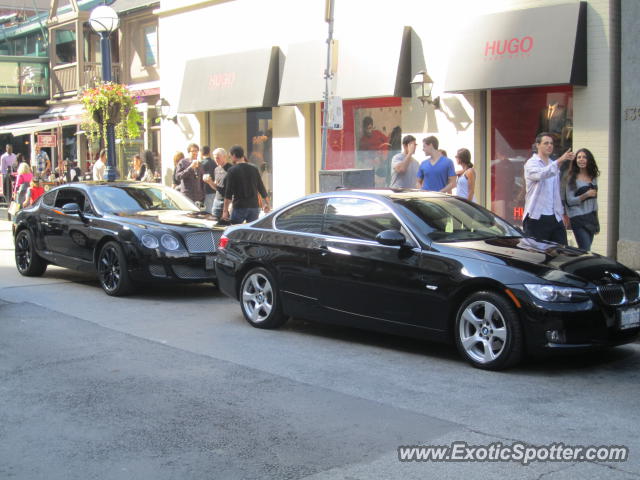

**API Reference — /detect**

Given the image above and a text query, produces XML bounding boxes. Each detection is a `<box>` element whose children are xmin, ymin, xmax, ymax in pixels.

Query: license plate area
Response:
<box><xmin>205</xmin><ymin>254</ymin><xmax>215</xmax><ymax>270</ymax></box>
<box><xmin>618</xmin><ymin>306</ymin><xmax>640</xmax><ymax>330</ymax></box>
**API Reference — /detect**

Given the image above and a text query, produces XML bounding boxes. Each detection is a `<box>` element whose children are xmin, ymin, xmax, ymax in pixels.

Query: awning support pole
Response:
<box><xmin>320</xmin><ymin>0</ymin><xmax>335</xmax><ymax>171</ymax></box>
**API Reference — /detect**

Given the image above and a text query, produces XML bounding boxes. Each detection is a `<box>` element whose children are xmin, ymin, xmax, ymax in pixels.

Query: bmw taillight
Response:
<box><xmin>218</xmin><ymin>235</ymin><xmax>229</xmax><ymax>250</ymax></box>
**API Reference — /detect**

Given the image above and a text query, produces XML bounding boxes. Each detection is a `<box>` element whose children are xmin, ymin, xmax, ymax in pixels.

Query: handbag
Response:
<box><xmin>8</xmin><ymin>200</ymin><xmax>20</xmax><ymax>216</ymax></box>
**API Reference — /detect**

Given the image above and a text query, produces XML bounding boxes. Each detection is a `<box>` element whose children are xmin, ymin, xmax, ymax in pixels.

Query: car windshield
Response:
<box><xmin>91</xmin><ymin>184</ymin><xmax>199</xmax><ymax>214</ymax></box>
<box><xmin>393</xmin><ymin>196</ymin><xmax>522</xmax><ymax>242</ymax></box>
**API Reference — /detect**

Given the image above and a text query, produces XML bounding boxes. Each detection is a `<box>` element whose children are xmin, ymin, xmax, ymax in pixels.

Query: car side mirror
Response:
<box><xmin>376</xmin><ymin>229</ymin><xmax>406</xmax><ymax>247</ymax></box>
<box><xmin>62</xmin><ymin>202</ymin><xmax>81</xmax><ymax>215</ymax></box>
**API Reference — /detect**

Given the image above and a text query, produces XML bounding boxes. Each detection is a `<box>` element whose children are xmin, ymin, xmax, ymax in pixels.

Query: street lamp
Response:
<box><xmin>89</xmin><ymin>5</ymin><xmax>119</xmax><ymax>181</ymax></box>
<box><xmin>155</xmin><ymin>98</ymin><xmax>177</xmax><ymax>123</ymax></box>
<box><xmin>411</xmin><ymin>71</ymin><xmax>441</xmax><ymax>110</ymax></box>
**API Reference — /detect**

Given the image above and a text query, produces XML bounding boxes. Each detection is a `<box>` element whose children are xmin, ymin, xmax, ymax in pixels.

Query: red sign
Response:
<box><xmin>485</xmin><ymin>36</ymin><xmax>534</xmax><ymax>57</ymax></box>
<box><xmin>208</xmin><ymin>72</ymin><xmax>236</xmax><ymax>90</ymax></box>
<box><xmin>37</xmin><ymin>134</ymin><xmax>57</xmax><ymax>147</ymax></box>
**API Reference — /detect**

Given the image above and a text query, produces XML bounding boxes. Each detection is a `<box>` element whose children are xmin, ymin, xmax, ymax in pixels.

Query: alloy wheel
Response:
<box><xmin>15</xmin><ymin>232</ymin><xmax>32</xmax><ymax>273</ymax></box>
<box><xmin>241</xmin><ymin>272</ymin><xmax>274</xmax><ymax>323</ymax></box>
<box><xmin>458</xmin><ymin>300</ymin><xmax>508</xmax><ymax>364</ymax></box>
<box><xmin>98</xmin><ymin>246</ymin><xmax>121</xmax><ymax>293</ymax></box>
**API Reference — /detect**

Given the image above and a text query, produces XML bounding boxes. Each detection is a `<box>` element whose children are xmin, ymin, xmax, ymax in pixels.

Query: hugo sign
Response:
<box><xmin>485</xmin><ymin>36</ymin><xmax>534</xmax><ymax>57</ymax></box>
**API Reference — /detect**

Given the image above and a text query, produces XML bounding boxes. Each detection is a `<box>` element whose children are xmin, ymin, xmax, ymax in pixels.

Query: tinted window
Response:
<box><xmin>91</xmin><ymin>184</ymin><xmax>198</xmax><ymax>214</ymax></box>
<box><xmin>393</xmin><ymin>196</ymin><xmax>521</xmax><ymax>242</ymax></box>
<box><xmin>275</xmin><ymin>199</ymin><xmax>326</xmax><ymax>233</ymax></box>
<box><xmin>323</xmin><ymin>197</ymin><xmax>400</xmax><ymax>241</ymax></box>
<box><xmin>42</xmin><ymin>190</ymin><xmax>56</xmax><ymax>207</ymax></box>
<box><xmin>54</xmin><ymin>188</ymin><xmax>86</xmax><ymax>210</ymax></box>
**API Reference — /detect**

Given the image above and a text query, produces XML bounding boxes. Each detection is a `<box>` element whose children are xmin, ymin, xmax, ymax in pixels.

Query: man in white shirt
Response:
<box><xmin>93</xmin><ymin>149</ymin><xmax>106</xmax><ymax>181</ymax></box>
<box><xmin>523</xmin><ymin>132</ymin><xmax>573</xmax><ymax>244</ymax></box>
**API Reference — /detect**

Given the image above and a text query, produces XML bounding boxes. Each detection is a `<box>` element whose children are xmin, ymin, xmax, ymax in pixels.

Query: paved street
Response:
<box><xmin>1</xmin><ymin>218</ymin><xmax>640</xmax><ymax>479</ymax></box>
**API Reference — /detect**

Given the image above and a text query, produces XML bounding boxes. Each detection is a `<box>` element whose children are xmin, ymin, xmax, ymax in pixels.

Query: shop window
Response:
<box><xmin>54</xmin><ymin>27</ymin><xmax>76</xmax><ymax>65</ymax></box>
<box><xmin>324</xmin><ymin>97</ymin><xmax>402</xmax><ymax>188</ymax></box>
<box><xmin>490</xmin><ymin>86</ymin><xmax>572</xmax><ymax>226</ymax></box>
<box><xmin>246</xmin><ymin>109</ymin><xmax>272</xmax><ymax>206</ymax></box>
<box><xmin>143</xmin><ymin>25</ymin><xmax>158</xmax><ymax>67</ymax></box>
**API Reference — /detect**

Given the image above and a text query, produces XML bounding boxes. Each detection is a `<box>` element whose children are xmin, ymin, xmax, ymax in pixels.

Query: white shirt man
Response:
<box><xmin>93</xmin><ymin>152</ymin><xmax>106</xmax><ymax>181</ymax></box>
<box><xmin>390</xmin><ymin>135</ymin><xmax>419</xmax><ymax>189</ymax></box>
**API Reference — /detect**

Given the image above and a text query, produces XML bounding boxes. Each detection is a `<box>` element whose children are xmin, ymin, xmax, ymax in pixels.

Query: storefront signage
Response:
<box><xmin>485</xmin><ymin>36</ymin><xmax>534</xmax><ymax>58</ymax></box>
<box><xmin>37</xmin><ymin>134</ymin><xmax>57</xmax><ymax>147</ymax></box>
<box><xmin>208</xmin><ymin>72</ymin><xmax>236</xmax><ymax>90</ymax></box>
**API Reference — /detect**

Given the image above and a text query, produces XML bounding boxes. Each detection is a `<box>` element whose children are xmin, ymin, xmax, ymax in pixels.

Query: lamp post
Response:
<box><xmin>410</xmin><ymin>71</ymin><xmax>441</xmax><ymax>110</ymax></box>
<box><xmin>89</xmin><ymin>5</ymin><xmax>119</xmax><ymax>181</ymax></box>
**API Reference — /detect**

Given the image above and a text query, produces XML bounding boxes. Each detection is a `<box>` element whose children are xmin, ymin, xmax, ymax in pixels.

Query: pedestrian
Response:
<box><xmin>93</xmin><ymin>149</ymin><xmax>106</xmax><ymax>181</ymax></box>
<box><xmin>1</xmin><ymin>144</ymin><xmax>17</xmax><ymax>201</ymax></box>
<box><xmin>34</xmin><ymin>145</ymin><xmax>51</xmax><ymax>176</ymax></box>
<box><xmin>22</xmin><ymin>177</ymin><xmax>44</xmax><ymax>207</ymax></box>
<box><xmin>389</xmin><ymin>135</ymin><xmax>419</xmax><ymax>189</ymax></box>
<box><xmin>563</xmin><ymin>148</ymin><xmax>600</xmax><ymax>250</ymax></box>
<box><xmin>417</xmin><ymin>136</ymin><xmax>456</xmax><ymax>193</ymax></box>
<box><xmin>221</xmin><ymin>145</ymin><xmax>270</xmax><ymax>224</ymax></box>
<box><xmin>455</xmin><ymin>148</ymin><xmax>476</xmax><ymax>202</ymax></box>
<box><xmin>211</xmin><ymin>147</ymin><xmax>232</xmax><ymax>219</ymax></box>
<box><xmin>175</xmin><ymin>143</ymin><xmax>204</xmax><ymax>204</ymax></box>
<box><xmin>143</xmin><ymin>150</ymin><xmax>156</xmax><ymax>182</ymax></box>
<box><xmin>523</xmin><ymin>132</ymin><xmax>574</xmax><ymax>244</ymax></box>
<box><xmin>200</xmin><ymin>145</ymin><xmax>217</xmax><ymax>213</ymax></box>
<box><xmin>13</xmin><ymin>161</ymin><xmax>33</xmax><ymax>206</ymax></box>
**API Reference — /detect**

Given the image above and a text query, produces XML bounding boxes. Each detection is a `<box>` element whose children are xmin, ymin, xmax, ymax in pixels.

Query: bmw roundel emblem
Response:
<box><xmin>607</xmin><ymin>271</ymin><xmax>622</xmax><ymax>281</ymax></box>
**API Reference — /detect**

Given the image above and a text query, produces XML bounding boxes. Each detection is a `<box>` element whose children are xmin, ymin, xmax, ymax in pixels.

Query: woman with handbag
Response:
<box><xmin>563</xmin><ymin>148</ymin><xmax>600</xmax><ymax>251</ymax></box>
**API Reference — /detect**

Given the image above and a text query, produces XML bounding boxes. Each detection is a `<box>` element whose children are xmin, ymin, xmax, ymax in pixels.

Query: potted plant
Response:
<box><xmin>80</xmin><ymin>81</ymin><xmax>142</xmax><ymax>146</ymax></box>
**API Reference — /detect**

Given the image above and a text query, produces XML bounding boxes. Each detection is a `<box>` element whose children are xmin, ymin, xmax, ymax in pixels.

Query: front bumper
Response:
<box><xmin>123</xmin><ymin>243</ymin><xmax>217</xmax><ymax>283</ymax></box>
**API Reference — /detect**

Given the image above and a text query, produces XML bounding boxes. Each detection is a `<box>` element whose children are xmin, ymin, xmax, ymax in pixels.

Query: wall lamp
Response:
<box><xmin>411</xmin><ymin>71</ymin><xmax>441</xmax><ymax>110</ymax></box>
<box><xmin>155</xmin><ymin>97</ymin><xmax>177</xmax><ymax>123</ymax></box>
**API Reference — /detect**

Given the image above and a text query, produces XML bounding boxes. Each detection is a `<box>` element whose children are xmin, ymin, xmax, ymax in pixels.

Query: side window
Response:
<box><xmin>323</xmin><ymin>197</ymin><xmax>400</xmax><ymax>241</ymax></box>
<box><xmin>54</xmin><ymin>188</ymin><xmax>86</xmax><ymax>210</ymax></box>
<box><xmin>42</xmin><ymin>190</ymin><xmax>56</xmax><ymax>207</ymax></box>
<box><xmin>275</xmin><ymin>199</ymin><xmax>326</xmax><ymax>233</ymax></box>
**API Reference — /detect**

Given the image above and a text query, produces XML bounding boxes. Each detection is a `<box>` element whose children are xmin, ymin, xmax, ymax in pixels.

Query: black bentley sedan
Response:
<box><xmin>215</xmin><ymin>190</ymin><xmax>640</xmax><ymax>370</ymax></box>
<box><xmin>13</xmin><ymin>182</ymin><xmax>225</xmax><ymax>296</ymax></box>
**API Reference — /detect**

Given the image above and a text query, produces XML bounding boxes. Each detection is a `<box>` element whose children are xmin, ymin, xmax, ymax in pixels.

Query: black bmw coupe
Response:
<box><xmin>215</xmin><ymin>190</ymin><xmax>640</xmax><ymax>370</ymax></box>
<box><xmin>13</xmin><ymin>182</ymin><xmax>225</xmax><ymax>296</ymax></box>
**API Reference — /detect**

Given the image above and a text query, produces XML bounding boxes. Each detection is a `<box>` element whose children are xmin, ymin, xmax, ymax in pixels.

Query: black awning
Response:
<box><xmin>445</xmin><ymin>2</ymin><xmax>587</xmax><ymax>92</ymax></box>
<box><xmin>178</xmin><ymin>47</ymin><xmax>282</xmax><ymax>113</ymax></box>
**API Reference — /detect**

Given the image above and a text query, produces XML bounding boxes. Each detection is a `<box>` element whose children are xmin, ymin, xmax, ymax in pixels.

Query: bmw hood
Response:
<box><xmin>443</xmin><ymin>236</ymin><xmax>639</xmax><ymax>285</ymax></box>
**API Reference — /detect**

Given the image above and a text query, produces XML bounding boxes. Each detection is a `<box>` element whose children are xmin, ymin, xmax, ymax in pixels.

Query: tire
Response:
<box><xmin>454</xmin><ymin>291</ymin><xmax>523</xmax><ymax>370</ymax></box>
<box><xmin>239</xmin><ymin>267</ymin><xmax>287</xmax><ymax>329</ymax></box>
<box><xmin>97</xmin><ymin>241</ymin><xmax>135</xmax><ymax>296</ymax></box>
<box><xmin>14</xmin><ymin>229</ymin><xmax>47</xmax><ymax>277</ymax></box>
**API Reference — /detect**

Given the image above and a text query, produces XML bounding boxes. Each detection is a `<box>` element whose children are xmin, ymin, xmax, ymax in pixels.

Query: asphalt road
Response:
<box><xmin>1</xmin><ymin>219</ymin><xmax>639</xmax><ymax>479</ymax></box>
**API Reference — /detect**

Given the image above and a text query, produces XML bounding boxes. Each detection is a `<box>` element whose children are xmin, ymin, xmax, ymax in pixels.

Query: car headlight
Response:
<box><xmin>141</xmin><ymin>234</ymin><xmax>159</xmax><ymax>249</ymax></box>
<box><xmin>160</xmin><ymin>234</ymin><xmax>181</xmax><ymax>251</ymax></box>
<box><xmin>524</xmin><ymin>284</ymin><xmax>589</xmax><ymax>303</ymax></box>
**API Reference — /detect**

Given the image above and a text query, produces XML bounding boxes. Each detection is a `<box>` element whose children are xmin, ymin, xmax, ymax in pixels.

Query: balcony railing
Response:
<box><xmin>51</xmin><ymin>62</ymin><xmax>122</xmax><ymax>98</ymax></box>
<box><xmin>0</xmin><ymin>56</ymin><xmax>49</xmax><ymax>99</ymax></box>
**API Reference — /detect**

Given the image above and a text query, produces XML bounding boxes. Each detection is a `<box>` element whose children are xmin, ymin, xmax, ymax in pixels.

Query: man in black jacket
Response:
<box><xmin>221</xmin><ymin>145</ymin><xmax>270</xmax><ymax>224</ymax></box>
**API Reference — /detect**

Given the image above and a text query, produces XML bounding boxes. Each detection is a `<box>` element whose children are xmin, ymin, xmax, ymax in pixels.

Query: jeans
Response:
<box><xmin>523</xmin><ymin>214</ymin><xmax>567</xmax><ymax>245</ymax></box>
<box><xmin>572</xmin><ymin>227</ymin><xmax>594</xmax><ymax>251</ymax></box>
<box><xmin>231</xmin><ymin>207</ymin><xmax>260</xmax><ymax>224</ymax></box>
<box><xmin>212</xmin><ymin>197</ymin><xmax>224</xmax><ymax>219</ymax></box>
<box><xmin>204</xmin><ymin>193</ymin><xmax>216</xmax><ymax>213</ymax></box>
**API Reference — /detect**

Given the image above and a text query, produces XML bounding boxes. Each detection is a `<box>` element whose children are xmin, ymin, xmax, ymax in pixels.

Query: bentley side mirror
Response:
<box><xmin>62</xmin><ymin>203</ymin><xmax>81</xmax><ymax>215</ymax></box>
<box><xmin>376</xmin><ymin>229</ymin><xmax>406</xmax><ymax>247</ymax></box>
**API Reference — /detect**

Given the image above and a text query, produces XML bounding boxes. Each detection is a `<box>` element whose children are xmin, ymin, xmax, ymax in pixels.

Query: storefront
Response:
<box><xmin>158</xmin><ymin>0</ymin><xmax>618</xmax><ymax>257</ymax></box>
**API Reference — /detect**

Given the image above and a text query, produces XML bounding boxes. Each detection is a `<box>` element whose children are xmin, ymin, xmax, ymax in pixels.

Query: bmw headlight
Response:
<box><xmin>524</xmin><ymin>284</ymin><xmax>589</xmax><ymax>303</ymax></box>
<box><xmin>141</xmin><ymin>234</ymin><xmax>160</xmax><ymax>249</ymax></box>
<box><xmin>160</xmin><ymin>234</ymin><xmax>181</xmax><ymax>251</ymax></box>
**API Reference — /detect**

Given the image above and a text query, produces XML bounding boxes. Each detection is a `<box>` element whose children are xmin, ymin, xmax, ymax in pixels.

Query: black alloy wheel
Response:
<box><xmin>239</xmin><ymin>267</ymin><xmax>287</xmax><ymax>329</ymax></box>
<box><xmin>97</xmin><ymin>241</ymin><xmax>134</xmax><ymax>296</ymax></box>
<box><xmin>454</xmin><ymin>291</ymin><xmax>523</xmax><ymax>370</ymax></box>
<box><xmin>15</xmin><ymin>229</ymin><xmax>47</xmax><ymax>277</ymax></box>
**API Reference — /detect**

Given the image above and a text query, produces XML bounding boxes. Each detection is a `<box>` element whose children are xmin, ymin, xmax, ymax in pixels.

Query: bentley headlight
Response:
<box><xmin>524</xmin><ymin>284</ymin><xmax>589</xmax><ymax>303</ymax></box>
<box><xmin>160</xmin><ymin>234</ymin><xmax>181</xmax><ymax>251</ymax></box>
<box><xmin>141</xmin><ymin>234</ymin><xmax>159</xmax><ymax>249</ymax></box>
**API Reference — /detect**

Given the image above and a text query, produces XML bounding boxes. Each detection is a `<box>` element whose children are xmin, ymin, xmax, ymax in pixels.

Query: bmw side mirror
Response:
<box><xmin>62</xmin><ymin>203</ymin><xmax>81</xmax><ymax>215</ymax></box>
<box><xmin>376</xmin><ymin>229</ymin><xmax>406</xmax><ymax>247</ymax></box>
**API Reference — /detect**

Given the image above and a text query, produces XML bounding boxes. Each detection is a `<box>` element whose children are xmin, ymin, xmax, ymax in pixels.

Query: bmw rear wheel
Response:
<box><xmin>240</xmin><ymin>267</ymin><xmax>287</xmax><ymax>329</ymax></box>
<box><xmin>97</xmin><ymin>241</ymin><xmax>134</xmax><ymax>296</ymax></box>
<box><xmin>455</xmin><ymin>291</ymin><xmax>523</xmax><ymax>370</ymax></box>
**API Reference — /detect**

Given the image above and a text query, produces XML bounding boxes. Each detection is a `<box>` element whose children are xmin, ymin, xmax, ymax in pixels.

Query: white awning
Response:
<box><xmin>0</xmin><ymin>117</ymin><xmax>80</xmax><ymax>137</ymax></box>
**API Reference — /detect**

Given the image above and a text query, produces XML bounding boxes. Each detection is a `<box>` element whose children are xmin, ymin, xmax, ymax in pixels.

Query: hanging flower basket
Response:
<box><xmin>80</xmin><ymin>81</ymin><xmax>142</xmax><ymax>147</ymax></box>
